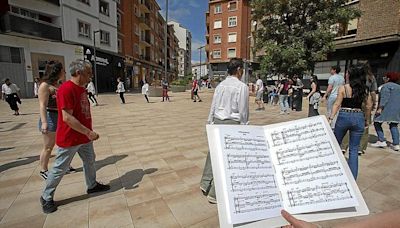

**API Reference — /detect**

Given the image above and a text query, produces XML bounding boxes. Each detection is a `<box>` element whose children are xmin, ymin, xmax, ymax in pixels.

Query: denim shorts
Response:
<box><xmin>38</xmin><ymin>111</ymin><xmax>58</xmax><ymax>132</ymax></box>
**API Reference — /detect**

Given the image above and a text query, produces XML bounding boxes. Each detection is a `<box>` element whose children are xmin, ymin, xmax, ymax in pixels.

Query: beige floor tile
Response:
<box><xmin>175</xmin><ymin>166</ymin><xmax>203</xmax><ymax>188</ymax></box>
<box><xmin>0</xmin><ymin>214</ymin><xmax>46</xmax><ymax>228</ymax></box>
<box><xmin>164</xmin><ymin>187</ymin><xmax>217</xmax><ymax>227</ymax></box>
<box><xmin>0</xmin><ymin>190</ymin><xmax>43</xmax><ymax>224</ymax></box>
<box><xmin>164</xmin><ymin>155</ymin><xmax>194</xmax><ymax>171</ymax></box>
<box><xmin>188</xmin><ymin>215</ymin><xmax>219</xmax><ymax>228</ymax></box>
<box><xmin>362</xmin><ymin>189</ymin><xmax>400</xmax><ymax>211</ymax></box>
<box><xmin>129</xmin><ymin>198</ymin><xmax>180</xmax><ymax>228</ymax></box>
<box><xmin>44</xmin><ymin>202</ymin><xmax>88</xmax><ymax>228</ymax></box>
<box><xmin>124</xmin><ymin>176</ymin><xmax>162</xmax><ymax>206</ymax></box>
<box><xmin>150</xmin><ymin>172</ymin><xmax>189</xmax><ymax>196</ymax></box>
<box><xmin>89</xmin><ymin>194</ymin><xmax>132</xmax><ymax>228</ymax></box>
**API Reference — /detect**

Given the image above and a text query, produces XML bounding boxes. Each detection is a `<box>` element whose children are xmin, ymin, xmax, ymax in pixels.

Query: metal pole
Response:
<box><xmin>93</xmin><ymin>31</ymin><xmax>98</xmax><ymax>95</ymax></box>
<box><xmin>199</xmin><ymin>47</ymin><xmax>201</xmax><ymax>80</ymax></box>
<box><xmin>164</xmin><ymin>0</ymin><xmax>168</xmax><ymax>82</ymax></box>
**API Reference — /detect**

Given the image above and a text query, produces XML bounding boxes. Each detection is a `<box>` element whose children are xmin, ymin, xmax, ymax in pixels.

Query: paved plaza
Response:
<box><xmin>0</xmin><ymin>89</ymin><xmax>399</xmax><ymax>228</ymax></box>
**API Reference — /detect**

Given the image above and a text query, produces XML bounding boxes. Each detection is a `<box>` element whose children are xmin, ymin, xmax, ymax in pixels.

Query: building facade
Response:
<box><xmin>315</xmin><ymin>0</ymin><xmax>400</xmax><ymax>83</ymax></box>
<box><xmin>192</xmin><ymin>63</ymin><xmax>209</xmax><ymax>79</ymax></box>
<box><xmin>205</xmin><ymin>0</ymin><xmax>252</xmax><ymax>78</ymax></box>
<box><xmin>168</xmin><ymin>21</ymin><xmax>192</xmax><ymax>78</ymax></box>
<box><xmin>0</xmin><ymin>0</ymin><xmax>83</xmax><ymax>97</ymax></box>
<box><xmin>119</xmin><ymin>0</ymin><xmax>178</xmax><ymax>90</ymax></box>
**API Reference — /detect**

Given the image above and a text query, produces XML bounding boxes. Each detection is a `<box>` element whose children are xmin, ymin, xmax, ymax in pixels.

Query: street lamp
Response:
<box><xmin>198</xmin><ymin>45</ymin><xmax>205</xmax><ymax>80</ymax></box>
<box><xmin>93</xmin><ymin>30</ymin><xmax>100</xmax><ymax>95</ymax></box>
<box><xmin>164</xmin><ymin>0</ymin><xmax>169</xmax><ymax>82</ymax></box>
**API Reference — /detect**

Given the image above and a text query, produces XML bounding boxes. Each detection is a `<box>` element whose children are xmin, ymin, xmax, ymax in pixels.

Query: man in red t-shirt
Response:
<box><xmin>40</xmin><ymin>60</ymin><xmax>110</xmax><ymax>214</ymax></box>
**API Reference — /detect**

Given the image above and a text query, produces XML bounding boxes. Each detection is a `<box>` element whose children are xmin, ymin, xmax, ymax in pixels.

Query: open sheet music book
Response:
<box><xmin>206</xmin><ymin>116</ymin><xmax>369</xmax><ymax>228</ymax></box>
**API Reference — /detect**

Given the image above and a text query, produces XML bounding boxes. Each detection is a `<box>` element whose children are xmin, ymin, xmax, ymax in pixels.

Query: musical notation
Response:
<box><xmin>286</xmin><ymin>182</ymin><xmax>353</xmax><ymax>207</ymax></box>
<box><xmin>233</xmin><ymin>193</ymin><xmax>281</xmax><ymax>214</ymax></box>
<box><xmin>227</xmin><ymin>154</ymin><xmax>272</xmax><ymax>170</ymax></box>
<box><xmin>230</xmin><ymin>173</ymin><xmax>277</xmax><ymax>192</ymax></box>
<box><xmin>270</xmin><ymin>121</ymin><xmax>326</xmax><ymax>146</ymax></box>
<box><xmin>276</xmin><ymin>140</ymin><xmax>334</xmax><ymax>165</ymax></box>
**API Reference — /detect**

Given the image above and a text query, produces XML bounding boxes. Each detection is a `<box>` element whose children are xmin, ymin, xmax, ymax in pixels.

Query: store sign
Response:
<box><xmin>90</xmin><ymin>56</ymin><xmax>109</xmax><ymax>66</ymax></box>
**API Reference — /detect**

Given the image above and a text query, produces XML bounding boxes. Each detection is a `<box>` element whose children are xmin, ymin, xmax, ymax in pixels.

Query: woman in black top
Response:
<box><xmin>329</xmin><ymin>64</ymin><xmax>372</xmax><ymax>179</ymax></box>
<box><xmin>306</xmin><ymin>75</ymin><xmax>321</xmax><ymax>117</ymax></box>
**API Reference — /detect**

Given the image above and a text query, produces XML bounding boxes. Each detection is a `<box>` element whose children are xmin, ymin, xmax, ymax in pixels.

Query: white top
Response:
<box><xmin>328</xmin><ymin>74</ymin><xmax>345</xmax><ymax>96</ymax></box>
<box><xmin>256</xmin><ymin>79</ymin><xmax>264</xmax><ymax>92</ymax></box>
<box><xmin>2</xmin><ymin>83</ymin><xmax>20</xmax><ymax>95</ymax></box>
<box><xmin>87</xmin><ymin>82</ymin><xmax>96</xmax><ymax>94</ymax></box>
<box><xmin>116</xmin><ymin>81</ymin><xmax>125</xmax><ymax>93</ymax></box>
<box><xmin>34</xmin><ymin>82</ymin><xmax>39</xmax><ymax>96</ymax></box>
<box><xmin>208</xmin><ymin>76</ymin><xmax>249</xmax><ymax>124</ymax></box>
<box><xmin>141</xmin><ymin>83</ymin><xmax>149</xmax><ymax>95</ymax></box>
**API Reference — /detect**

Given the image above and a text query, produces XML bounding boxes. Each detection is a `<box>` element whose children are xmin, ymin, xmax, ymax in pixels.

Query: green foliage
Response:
<box><xmin>252</xmin><ymin>0</ymin><xmax>361</xmax><ymax>76</ymax></box>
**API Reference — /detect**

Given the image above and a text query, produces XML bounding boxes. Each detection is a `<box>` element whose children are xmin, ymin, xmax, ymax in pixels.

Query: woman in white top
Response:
<box><xmin>141</xmin><ymin>79</ymin><xmax>149</xmax><ymax>103</ymax></box>
<box><xmin>1</xmin><ymin>78</ymin><xmax>21</xmax><ymax>115</ymax></box>
<box><xmin>34</xmin><ymin>77</ymin><xmax>40</xmax><ymax>98</ymax></box>
<box><xmin>116</xmin><ymin>77</ymin><xmax>125</xmax><ymax>104</ymax></box>
<box><xmin>86</xmin><ymin>79</ymin><xmax>98</xmax><ymax>106</ymax></box>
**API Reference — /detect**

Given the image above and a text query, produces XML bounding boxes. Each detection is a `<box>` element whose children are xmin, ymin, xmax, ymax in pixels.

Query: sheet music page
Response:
<box><xmin>264</xmin><ymin>117</ymin><xmax>359</xmax><ymax>214</ymax></box>
<box><xmin>215</xmin><ymin>125</ymin><xmax>282</xmax><ymax>224</ymax></box>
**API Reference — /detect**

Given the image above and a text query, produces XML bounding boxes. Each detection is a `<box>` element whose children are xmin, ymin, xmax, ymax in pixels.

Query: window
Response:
<box><xmin>0</xmin><ymin>46</ymin><xmax>21</xmax><ymax>63</ymax></box>
<box><xmin>118</xmin><ymin>39</ymin><xmax>122</xmax><ymax>52</ymax></box>
<box><xmin>117</xmin><ymin>12</ymin><xmax>121</xmax><ymax>28</ymax></box>
<box><xmin>228</xmin><ymin>17</ymin><xmax>237</xmax><ymax>27</ymax></box>
<box><xmin>228</xmin><ymin>1</ymin><xmax>237</xmax><ymax>11</ymax></box>
<box><xmin>134</xmin><ymin>44</ymin><xmax>139</xmax><ymax>54</ymax></box>
<box><xmin>213</xmin><ymin>49</ymin><xmax>221</xmax><ymax>59</ymax></box>
<box><xmin>213</xmin><ymin>34</ymin><xmax>221</xmax><ymax>44</ymax></box>
<box><xmin>214</xmin><ymin>4</ymin><xmax>222</xmax><ymax>14</ymax></box>
<box><xmin>78</xmin><ymin>0</ymin><xmax>90</xmax><ymax>5</ymax></box>
<box><xmin>10</xmin><ymin>6</ymin><xmax>38</xmax><ymax>20</ymax></box>
<box><xmin>227</xmin><ymin>48</ymin><xmax>236</xmax><ymax>58</ymax></box>
<box><xmin>78</xmin><ymin>21</ymin><xmax>91</xmax><ymax>38</ymax></box>
<box><xmin>134</xmin><ymin>24</ymin><xmax>140</xmax><ymax>36</ymax></box>
<box><xmin>134</xmin><ymin>6</ymin><xmax>140</xmax><ymax>17</ymax></box>
<box><xmin>228</xmin><ymin>33</ymin><xmax>237</xmax><ymax>43</ymax></box>
<box><xmin>99</xmin><ymin>0</ymin><xmax>109</xmax><ymax>16</ymax></box>
<box><xmin>214</xmin><ymin>20</ymin><xmax>222</xmax><ymax>29</ymax></box>
<box><xmin>100</xmin><ymin>30</ymin><xmax>110</xmax><ymax>44</ymax></box>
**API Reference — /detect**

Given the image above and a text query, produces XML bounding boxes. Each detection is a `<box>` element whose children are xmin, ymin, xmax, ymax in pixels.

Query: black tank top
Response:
<box><xmin>47</xmin><ymin>86</ymin><xmax>57</xmax><ymax>111</ymax></box>
<box><xmin>341</xmin><ymin>85</ymin><xmax>362</xmax><ymax>109</ymax></box>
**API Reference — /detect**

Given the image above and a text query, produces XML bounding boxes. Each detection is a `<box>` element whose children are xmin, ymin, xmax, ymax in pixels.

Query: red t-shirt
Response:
<box><xmin>56</xmin><ymin>80</ymin><xmax>92</xmax><ymax>147</ymax></box>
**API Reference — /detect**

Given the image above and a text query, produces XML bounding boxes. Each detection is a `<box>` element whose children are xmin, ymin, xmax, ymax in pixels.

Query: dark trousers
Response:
<box><xmin>144</xmin><ymin>95</ymin><xmax>149</xmax><ymax>103</ymax></box>
<box><xmin>119</xmin><ymin>92</ymin><xmax>125</xmax><ymax>103</ymax></box>
<box><xmin>6</xmin><ymin>93</ymin><xmax>19</xmax><ymax>111</ymax></box>
<box><xmin>88</xmin><ymin>92</ymin><xmax>97</xmax><ymax>104</ymax></box>
<box><xmin>292</xmin><ymin>90</ymin><xmax>303</xmax><ymax>111</ymax></box>
<box><xmin>308</xmin><ymin>104</ymin><xmax>319</xmax><ymax>117</ymax></box>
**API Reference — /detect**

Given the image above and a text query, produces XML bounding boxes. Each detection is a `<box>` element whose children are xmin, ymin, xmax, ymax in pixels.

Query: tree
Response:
<box><xmin>252</xmin><ymin>0</ymin><xmax>361</xmax><ymax>76</ymax></box>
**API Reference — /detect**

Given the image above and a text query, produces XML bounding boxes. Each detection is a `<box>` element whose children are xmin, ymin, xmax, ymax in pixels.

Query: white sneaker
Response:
<box><xmin>279</xmin><ymin>111</ymin><xmax>285</xmax><ymax>115</ymax></box>
<box><xmin>392</xmin><ymin>145</ymin><xmax>399</xmax><ymax>151</ymax></box>
<box><xmin>370</xmin><ymin>141</ymin><xmax>387</xmax><ymax>148</ymax></box>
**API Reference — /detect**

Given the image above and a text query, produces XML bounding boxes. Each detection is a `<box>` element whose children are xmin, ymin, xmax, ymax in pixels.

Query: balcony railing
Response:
<box><xmin>0</xmin><ymin>12</ymin><xmax>61</xmax><ymax>41</ymax></box>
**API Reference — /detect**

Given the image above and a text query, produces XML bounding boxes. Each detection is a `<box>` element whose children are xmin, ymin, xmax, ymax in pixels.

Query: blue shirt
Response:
<box><xmin>328</xmin><ymin>74</ymin><xmax>345</xmax><ymax>96</ymax></box>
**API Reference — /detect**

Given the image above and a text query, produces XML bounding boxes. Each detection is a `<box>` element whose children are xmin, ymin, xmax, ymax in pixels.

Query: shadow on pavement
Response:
<box><xmin>0</xmin><ymin>155</ymin><xmax>39</xmax><ymax>173</ymax></box>
<box><xmin>73</xmin><ymin>154</ymin><xmax>128</xmax><ymax>173</ymax></box>
<box><xmin>56</xmin><ymin>168</ymin><xmax>158</xmax><ymax>206</ymax></box>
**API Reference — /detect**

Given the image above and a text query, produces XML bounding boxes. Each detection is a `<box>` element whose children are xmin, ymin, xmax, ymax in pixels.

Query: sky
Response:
<box><xmin>156</xmin><ymin>0</ymin><xmax>208</xmax><ymax>63</ymax></box>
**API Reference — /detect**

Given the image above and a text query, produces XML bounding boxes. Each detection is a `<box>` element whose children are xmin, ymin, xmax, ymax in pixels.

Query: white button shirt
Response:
<box><xmin>208</xmin><ymin>76</ymin><xmax>249</xmax><ymax>124</ymax></box>
<box><xmin>2</xmin><ymin>83</ymin><xmax>20</xmax><ymax>95</ymax></box>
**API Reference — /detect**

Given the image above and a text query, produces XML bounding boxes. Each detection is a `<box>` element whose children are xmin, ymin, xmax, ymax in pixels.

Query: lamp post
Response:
<box><xmin>198</xmin><ymin>45</ymin><xmax>205</xmax><ymax>80</ymax></box>
<box><xmin>164</xmin><ymin>0</ymin><xmax>169</xmax><ymax>82</ymax></box>
<box><xmin>93</xmin><ymin>30</ymin><xmax>100</xmax><ymax>95</ymax></box>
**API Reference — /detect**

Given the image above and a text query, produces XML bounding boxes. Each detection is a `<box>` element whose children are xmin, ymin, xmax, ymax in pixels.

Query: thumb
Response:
<box><xmin>281</xmin><ymin>210</ymin><xmax>301</xmax><ymax>226</ymax></box>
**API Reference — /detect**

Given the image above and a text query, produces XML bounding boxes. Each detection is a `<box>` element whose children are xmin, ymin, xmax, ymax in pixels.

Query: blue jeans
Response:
<box><xmin>334</xmin><ymin>111</ymin><xmax>365</xmax><ymax>179</ymax></box>
<box><xmin>374</xmin><ymin>122</ymin><xmax>399</xmax><ymax>145</ymax></box>
<box><xmin>279</xmin><ymin>95</ymin><xmax>289</xmax><ymax>112</ymax></box>
<box><xmin>42</xmin><ymin>142</ymin><xmax>97</xmax><ymax>201</ymax></box>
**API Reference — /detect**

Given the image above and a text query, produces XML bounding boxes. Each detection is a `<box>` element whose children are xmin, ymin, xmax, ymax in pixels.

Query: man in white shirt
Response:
<box><xmin>201</xmin><ymin>58</ymin><xmax>249</xmax><ymax>204</ymax></box>
<box><xmin>1</xmin><ymin>78</ymin><xmax>21</xmax><ymax>115</ymax></box>
<box><xmin>255</xmin><ymin>75</ymin><xmax>265</xmax><ymax>111</ymax></box>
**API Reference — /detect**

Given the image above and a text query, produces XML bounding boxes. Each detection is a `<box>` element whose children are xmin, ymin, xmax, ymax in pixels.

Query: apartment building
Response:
<box><xmin>205</xmin><ymin>0</ymin><xmax>252</xmax><ymax>78</ymax></box>
<box><xmin>168</xmin><ymin>21</ymin><xmax>192</xmax><ymax>78</ymax></box>
<box><xmin>119</xmin><ymin>0</ymin><xmax>178</xmax><ymax>89</ymax></box>
<box><xmin>314</xmin><ymin>0</ymin><xmax>400</xmax><ymax>83</ymax></box>
<box><xmin>192</xmin><ymin>63</ymin><xmax>209</xmax><ymax>79</ymax></box>
<box><xmin>0</xmin><ymin>0</ymin><xmax>83</xmax><ymax>97</ymax></box>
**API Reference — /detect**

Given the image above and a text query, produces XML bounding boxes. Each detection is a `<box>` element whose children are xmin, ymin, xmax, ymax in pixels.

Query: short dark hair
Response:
<box><xmin>331</xmin><ymin>65</ymin><xmax>341</xmax><ymax>74</ymax></box>
<box><xmin>227</xmin><ymin>58</ymin><xmax>244</xmax><ymax>75</ymax></box>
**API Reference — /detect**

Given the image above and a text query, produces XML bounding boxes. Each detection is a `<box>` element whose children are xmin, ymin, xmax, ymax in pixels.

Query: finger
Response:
<box><xmin>281</xmin><ymin>210</ymin><xmax>300</xmax><ymax>226</ymax></box>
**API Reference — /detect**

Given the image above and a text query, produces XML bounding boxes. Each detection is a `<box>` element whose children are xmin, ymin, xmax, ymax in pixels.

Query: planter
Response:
<box><xmin>148</xmin><ymin>87</ymin><xmax>162</xmax><ymax>97</ymax></box>
<box><xmin>170</xmin><ymin>85</ymin><xmax>187</xmax><ymax>92</ymax></box>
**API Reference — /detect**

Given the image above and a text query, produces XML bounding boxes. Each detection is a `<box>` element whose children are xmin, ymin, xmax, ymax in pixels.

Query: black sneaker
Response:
<box><xmin>66</xmin><ymin>166</ymin><xmax>76</xmax><ymax>174</ymax></box>
<box><xmin>40</xmin><ymin>197</ymin><xmax>57</xmax><ymax>214</ymax></box>
<box><xmin>87</xmin><ymin>182</ymin><xmax>110</xmax><ymax>194</ymax></box>
<box><xmin>40</xmin><ymin>170</ymin><xmax>48</xmax><ymax>180</ymax></box>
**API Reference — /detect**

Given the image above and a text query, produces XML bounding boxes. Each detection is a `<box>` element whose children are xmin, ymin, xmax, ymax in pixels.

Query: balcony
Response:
<box><xmin>139</xmin><ymin>0</ymin><xmax>151</xmax><ymax>13</ymax></box>
<box><xmin>140</xmin><ymin>55</ymin><xmax>151</xmax><ymax>62</ymax></box>
<box><xmin>0</xmin><ymin>12</ymin><xmax>61</xmax><ymax>41</ymax></box>
<box><xmin>140</xmin><ymin>35</ymin><xmax>151</xmax><ymax>47</ymax></box>
<box><xmin>139</xmin><ymin>16</ymin><xmax>151</xmax><ymax>30</ymax></box>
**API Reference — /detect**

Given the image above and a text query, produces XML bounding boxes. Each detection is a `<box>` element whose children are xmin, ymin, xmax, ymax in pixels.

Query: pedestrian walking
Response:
<box><xmin>370</xmin><ymin>72</ymin><xmax>400</xmax><ymax>151</ymax></box>
<box><xmin>278</xmin><ymin>75</ymin><xmax>291</xmax><ymax>114</ymax></box>
<box><xmin>322</xmin><ymin>65</ymin><xmax>345</xmax><ymax>128</ymax></box>
<box><xmin>161</xmin><ymin>77</ymin><xmax>170</xmax><ymax>102</ymax></box>
<box><xmin>34</xmin><ymin>77</ymin><xmax>40</xmax><ymax>98</ymax></box>
<box><xmin>291</xmin><ymin>75</ymin><xmax>304</xmax><ymax>111</ymax></box>
<box><xmin>306</xmin><ymin>75</ymin><xmax>321</xmax><ymax>117</ymax></box>
<box><xmin>40</xmin><ymin>60</ymin><xmax>110</xmax><ymax>214</ymax></box>
<box><xmin>193</xmin><ymin>80</ymin><xmax>202</xmax><ymax>102</ymax></box>
<box><xmin>38</xmin><ymin>61</ymin><xmax>75</xmax><ymax>180</ymax></box>
<box><xmin>1</xmin><ymin>78</ymin><xmax>21</xmax><ymax>115</ymax></box>
<box><xmin>116</xmin><ymin>77</ymin><xmax>125</xmax><ymax>104</ymax></box>
<box><xmin>329</xmin><ymin>63</ymin><xmax>372</xmax><ymax>179</ymax></box>
<box><xmin>86</xmin><ymin>79</ymin><xmax>98</xmax><ymax>106</ymax></box>
<box><xmin>200</xmin><ymin>58</ymin><xmax>249</xmax><ymax>204</ymax></box>
<box><xmin>142</xmin><ymin>79</ymin><xmax>150</xmax><ymax>103</ymax></box>
<box><xmin>255</xmin><ymin>75</ymin><xmax>265</xmax><ymax>111</ymax></box>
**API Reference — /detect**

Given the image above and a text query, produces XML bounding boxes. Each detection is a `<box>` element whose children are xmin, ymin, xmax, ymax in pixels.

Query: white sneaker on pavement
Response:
<box><xmin>370</xmin><ymin>141</ymin><xmax>387</xmax><ymax>148</ymax></box>
<box><xmin>392</xmin><ymin>144</ymin><xmax>399</xmax><ymax>151</ymax></box>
